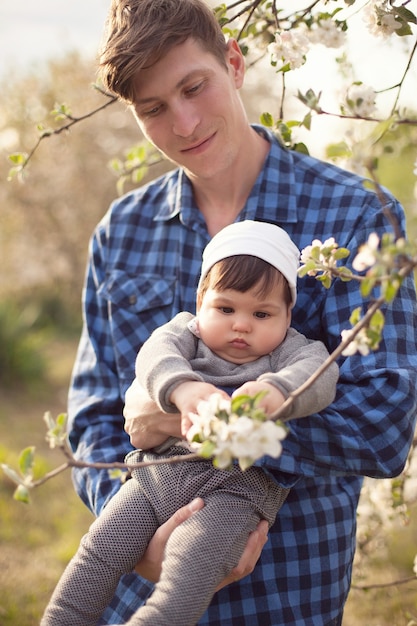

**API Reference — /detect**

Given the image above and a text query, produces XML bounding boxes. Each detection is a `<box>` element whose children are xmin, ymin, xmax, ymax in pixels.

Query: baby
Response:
<box><xmin>42</xmin><ymin>220</ymin><xmax>339</xmax><ymax>626</ymax></box>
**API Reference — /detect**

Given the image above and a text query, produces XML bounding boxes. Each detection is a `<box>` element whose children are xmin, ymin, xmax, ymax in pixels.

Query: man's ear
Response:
<box><xmin>225</xmin><ymin>38</ymin><xmax>245</xmax><ymax>89</ymax></box>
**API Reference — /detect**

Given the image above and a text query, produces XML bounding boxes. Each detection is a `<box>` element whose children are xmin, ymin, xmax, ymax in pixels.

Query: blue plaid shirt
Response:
<box><xmin>68</xmin><ymin>126</ymin><xmax>417</xmax><ymax>625</ymax></box>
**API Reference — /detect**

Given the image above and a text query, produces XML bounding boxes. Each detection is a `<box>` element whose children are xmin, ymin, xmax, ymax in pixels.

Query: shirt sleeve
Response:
<box><xmin>260</xmin><ymin>195</ymin><xmax>417</xmax><ymax>482</ymax></box>
<box><xmin>67</xmin><ymin>225</ymin><xmax>134</xmax><ymax>517</ymax></box>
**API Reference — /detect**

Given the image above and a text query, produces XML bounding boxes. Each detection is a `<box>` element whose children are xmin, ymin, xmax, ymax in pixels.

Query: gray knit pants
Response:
<box><xmin>41</xmin><ymin>445</ymin><xmax>289</xmax><ymax>626</ymax></box>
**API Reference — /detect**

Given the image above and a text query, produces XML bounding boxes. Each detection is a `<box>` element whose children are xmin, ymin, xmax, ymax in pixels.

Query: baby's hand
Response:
<box><xmin>232</xmin><ymin>381</ymin><xmax>285</xmax><ymax>417</ymax></box>
<box><xmin>170</xmin><ymin>381</ymin><xmax>230</xmax><ymax>437</ymax></box>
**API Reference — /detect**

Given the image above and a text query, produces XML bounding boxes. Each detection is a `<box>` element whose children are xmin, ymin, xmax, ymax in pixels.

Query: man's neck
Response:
<box><xmin>188</xmin><ymin>127</ymin><xmax>270</xmax><ymax>236</ymax></box>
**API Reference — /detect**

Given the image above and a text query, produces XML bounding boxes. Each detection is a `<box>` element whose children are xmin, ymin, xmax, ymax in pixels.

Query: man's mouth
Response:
<box><xmin>181</xmin><ymin>133</ymin><xmax>215</xmax><ymax>154</ymax></box>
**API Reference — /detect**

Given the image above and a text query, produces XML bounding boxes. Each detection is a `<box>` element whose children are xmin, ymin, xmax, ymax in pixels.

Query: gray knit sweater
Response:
<box><xmin>136</xmin><ymin>312</ymin><xmax>338</xmax><ymax>421</ymax></box>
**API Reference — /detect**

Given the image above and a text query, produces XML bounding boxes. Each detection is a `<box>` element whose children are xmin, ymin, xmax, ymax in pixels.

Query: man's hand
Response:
<box><xmin>215</xmin><ymin>519</ymin><xmax>269</xmax><ymax>591</ymax></box>
<box><xmin>134</xmin><ymin>497</ymin><xmax>269</xmax><ymax>589</ymax></box>
<box><xmin>124</xmin><ymin>379</ymin><xmax>182</xmax><ymax>449</ymax></box>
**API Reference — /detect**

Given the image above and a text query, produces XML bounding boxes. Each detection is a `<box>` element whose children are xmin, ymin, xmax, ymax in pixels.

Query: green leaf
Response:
<box><xmin>333</xmin><ymin>247</ymin><xmax>350</xmax><ymax>260</ymax></box>
<box><xmin>396</xmin><ymin>5</ymin><xmax>417</xmax><ymax>24</ymax></box>
<box><xmin>109</xmin><ymin>158</ymin><xmax>123</xmax><ymax>173</ymax></box>
<box><xmin>325</xmin><ymin>142</ymin><xmax>351</xmax><ymax>159</ymax></box>
<box><xmin>349</xmin><ymin>307</ymin><xmax>362</xmax><ymax>326</ymax></box>
<box><xmin>230</xmin><ymin>394</ymin><xmax>252</xmax><ymax>415</ymax></box>
<box><xmin>304</xmin><ymin>259</ymin><xmax>318</xmax><ymax>273</ymax></box>
<box><xmin>293</xmin><ymin>142</ymin><xmax>310</xmax><ymax>155</ymax></box>
<box><xmin>132</xmin><ymin>167</ymin><xmax>146</xmax><ymax>184</ymax></box>
<box><xmin>13</xmin><ymin>484</ymin><xmax>30</xmax><ymax>504</ymax></box>
<box><xmin>360</xmin><ymin>277</ymin><xmax>374</xmax><ymax>298</ymax></box>
<box><xmin>339</xmin><ymin>267</ymin><xmax>353</xmax><ymax>281</ymax></box>
<box><xmin>108</xmin><ymin>469</ymin><xmax>124</xmax><ymax>480</ymax></box>
<box><xmin>301</xmin><ymin>112</ymin><xmax>312</xmax><ymax>130</ymax></box>
<box><xmin>56</xmin><ymin>413</ymin><xmax>67</xmax><ymax>428</ymax></box>
<box><xmin>383</xmin><ymin>278</ymin><xmax>401</xmax><ymax>303</ymax></box>
<box><xmin>296</xmin><ymin>88</ymin><xmax>322</xmax><ymax>112</ymax></box>
<box><xmin>317</xmin><ymin>274</ymin><xmax>331</xmax><ymax>289</ymax></box>
<box><xmin>1</xmin><ymin>464</ymin><xmax>23</xmax><ymax>486</ymax></box>
<box><xmin>260</xmin><ymin>112</ymin><xmax>274</xmax><ymax>127</ymax></box>
<box><xmin>298</xmin><ymin>264</ymin><xmax>311</xmax><ymax>277</ymax></box>
<box><xmin>394</xmin><ymin>22</ymin><xmax>413</xmax><ymax>36</ymax></box>
<box><xmin>370</xmin><ymin>309</ymin><xmax>385</xmax><ymax>331</ymax></box>
<box><xmin>18</xmin><ymin>447</ymin><xmax>35</xmax><ymax>478</ymax></box>
<box><xmin>8</xmin><ymin>152</ymin><xmax>27</xmax><ymax>165</ymax></box>
<box><xmin>199</xmin><ymin>440</ymin><xmax>216</xmax><ymax>459</ymax></box>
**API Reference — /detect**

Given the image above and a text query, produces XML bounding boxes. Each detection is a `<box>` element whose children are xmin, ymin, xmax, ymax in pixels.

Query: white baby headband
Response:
<box><xmin>198</xmin><ymin>220</ymin><xmax>300</xmax><ymax>306</ymax></box>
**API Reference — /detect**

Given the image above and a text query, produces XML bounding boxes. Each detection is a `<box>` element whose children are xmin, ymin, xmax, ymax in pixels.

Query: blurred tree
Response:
<box><xmin>0</xmin><ymin>52</ymin><xmax>170</xmax><ymax>311</ymax></box>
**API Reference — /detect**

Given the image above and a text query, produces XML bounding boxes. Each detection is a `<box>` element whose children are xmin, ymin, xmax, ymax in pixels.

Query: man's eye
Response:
<box><xmin>186</xmin><ymin>82</ymin><xmax>203</xmax><ymax>96</ymax></box>
<box><xmin>145</xmin><ymin>105</ymin><xmax>161</xmax><ymax>116</ymax></box>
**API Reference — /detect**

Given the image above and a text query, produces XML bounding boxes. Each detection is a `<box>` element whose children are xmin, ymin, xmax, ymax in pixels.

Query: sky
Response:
<box><xmin>0</xmin><ymin>1</ymin><xmax>110</xmax><ymax>78</ymax></box>
<box><xmin>1</xmin><ymin>1</ymin><xmax>416</xmax><ymax>90</ymax></box>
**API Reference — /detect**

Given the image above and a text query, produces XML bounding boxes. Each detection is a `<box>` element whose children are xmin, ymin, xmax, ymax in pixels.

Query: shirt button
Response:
<box><xmin>128</xmin><ymin>294</ymin><xmax>137</xmax><ymax>305</ymax></box>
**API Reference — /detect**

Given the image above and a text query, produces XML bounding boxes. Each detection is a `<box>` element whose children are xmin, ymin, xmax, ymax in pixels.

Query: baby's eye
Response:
<box><xmin>220</xmin><ymin>307</ymin><xmax>234</xmax><ymax>314</ymax></box>
<box><xmin>254</xmin><ymin>311</ymin><xmax>269</xmax><ymax>319</ymax></box>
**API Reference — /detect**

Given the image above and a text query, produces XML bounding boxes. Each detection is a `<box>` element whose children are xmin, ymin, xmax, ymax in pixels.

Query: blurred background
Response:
<box><xmin>0</xmin><ymin>2</ymin><xmax>416</xmax><ymax>624</ymax></box>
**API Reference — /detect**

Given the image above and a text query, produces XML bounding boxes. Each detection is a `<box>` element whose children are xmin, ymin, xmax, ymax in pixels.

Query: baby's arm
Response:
<box><xmin>236</xmin><ymin>329</ymin><xmax>339</xmax><ymax>421</ymax></box>
<box><xmin>125</xmin><ymin>313</ymin><xmax>229</xmax><ymax>443</ymax></box>
<box><xmin>134</xmin><ymin>312</ymin><xmax>206</xmax><ymax>412</ymax></box>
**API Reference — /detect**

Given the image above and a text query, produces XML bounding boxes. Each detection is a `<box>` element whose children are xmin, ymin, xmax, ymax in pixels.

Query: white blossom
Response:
<box><xmin>341</xmin><ymin>328</ymin><xmax>371</xmax><ymax>356</ymax></box>
<box><xmin>268</xmin><ymin>30</ymin><xmax>310</xmax><ymax>71</ymax></box>
<box><xmin>300</xmin><ymin>238</ymin><xmax>337</xmax><ymax>263</ymax></box>
<box><xmin>356</xmin><ymin>477</ymin><xmax>399</xmax><ymax>540</ymax></box>
<box><xmin>414</xmin><ymin>554</ymin><xmax>417</xmax><ymax>577</ymax></box>
<box><xmin>308</xmin><ymin>19</ymin><xmax>346</xmax><ymax>48</ymax></box>
<box><xmin>187</xmin><ymin>393</ymin><xmax>231</xmax><ymax>443</ymax></box>
<box><xmin>403</xmin><ymin>445</ymin><xmax>417</xmax><ymax>503</ymax></box>
<box><xmin>362</xmin><ymin>1</ymin><xmax>403</xmax><ymax>38</ymax></box>
<box><xmin>300</xmin><ymin>237</ymin><xmax>339</xmax><ymax>274</ymax></box>
<box><xmin>187</xmin><ymin>393</ymin><xmax>287</xmax><ymax>471</ymax></box>
<box><xmin>352</xmin><ymin>233</ymin><xmax>380</xmax><ymax>271</ymax></box>
<box><xmin>347</xmin><ymin>83</ymin><xmax>377</xmax><ymax>117</ymax></box>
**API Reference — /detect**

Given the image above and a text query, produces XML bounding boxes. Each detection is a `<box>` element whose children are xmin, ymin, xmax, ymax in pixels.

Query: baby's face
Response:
<box><xmin>196</xmin><ymin>282</ymin><xmax>291</xmax><ymax>364</ymax></box>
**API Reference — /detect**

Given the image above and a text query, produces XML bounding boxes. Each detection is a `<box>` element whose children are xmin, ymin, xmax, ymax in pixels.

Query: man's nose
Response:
<box><xmin>172</xmin><ymin>102</ymin><xmax>200</xmax><ymax>137</ymax></box>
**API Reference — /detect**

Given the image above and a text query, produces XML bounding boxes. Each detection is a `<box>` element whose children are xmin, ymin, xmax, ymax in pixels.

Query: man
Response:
<box><xmin>67</xmin><ymin>0</ymin><xmax>417</xmax><ymax>624</ymax></box>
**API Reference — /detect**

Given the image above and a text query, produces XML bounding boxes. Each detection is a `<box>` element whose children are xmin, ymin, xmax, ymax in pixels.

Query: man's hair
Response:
<box><xmin>99</xmin><ymin>0</ymin><xmax>228</xmax><ymax>103</ymax></box>
<box><xmin>199</xmin><ymin>255</ymin><xmax>292</xmax><ymax>308</ymax></box>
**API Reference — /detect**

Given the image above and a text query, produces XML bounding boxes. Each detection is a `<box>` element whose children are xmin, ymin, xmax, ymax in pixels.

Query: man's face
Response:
<box><xmin>131</xmin><ymin>38</ymin><xmax>248</xmax><ymax>180</ymax></box>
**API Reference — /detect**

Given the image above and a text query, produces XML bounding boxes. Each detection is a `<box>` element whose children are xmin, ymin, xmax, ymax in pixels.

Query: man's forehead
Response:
<box><xmin>131</xmin><ymin>39</ymin><xmax>224</xmax><ymax>99</ymax></box>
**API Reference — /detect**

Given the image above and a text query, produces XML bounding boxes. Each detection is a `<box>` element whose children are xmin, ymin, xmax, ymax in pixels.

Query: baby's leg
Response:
<box><xmin>126</xmin><ymin>492</ymin><xmax>261</xmax><ymax>626</ymax></box>
<box><xmin>41</xmin><ymin>477</ymin><xmax>158</xmax><ymax>626</ymax></box>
